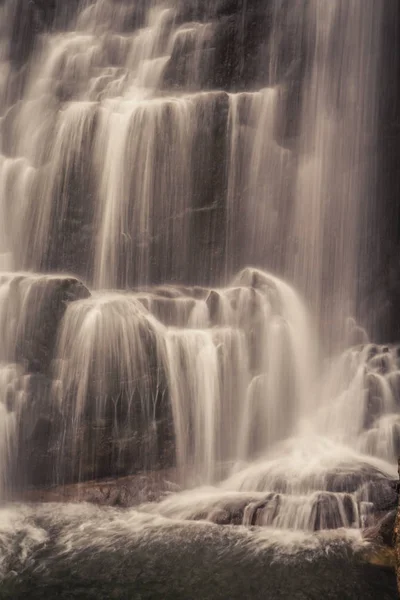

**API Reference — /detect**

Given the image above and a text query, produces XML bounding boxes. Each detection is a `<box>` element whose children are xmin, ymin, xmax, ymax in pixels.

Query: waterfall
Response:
<box><xmin>288</xmin><ymin>0</ymin><xmax>382</xmax><ymax>350</ymax></box>
<box><xmin>0</xmin><ymin>0</ymin><xmax>396</xmax><ymax>538</ymax></box>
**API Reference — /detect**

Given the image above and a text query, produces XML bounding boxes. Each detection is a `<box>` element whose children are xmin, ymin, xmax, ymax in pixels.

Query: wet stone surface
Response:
<box><xmin>0</xmin><ymin>503</ymin><xmax>397</xmax><ymax>600</ymax></box>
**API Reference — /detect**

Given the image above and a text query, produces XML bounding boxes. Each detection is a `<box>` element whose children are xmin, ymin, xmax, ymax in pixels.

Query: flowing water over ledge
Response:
<box><xmin>0</xmin><ymin>266</ymin><xmax>397</xmax><ymax>597</ymax></box>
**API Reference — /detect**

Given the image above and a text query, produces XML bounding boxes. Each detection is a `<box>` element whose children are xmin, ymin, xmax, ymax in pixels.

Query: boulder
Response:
<box><xmin>378</xmin><ymin>510</ymin><xmax>397</xmax><ymax>547</ymax></box>
<box><xmin>52</xmin><ymin>295</ymin><xmax>175</xmax><ymax>484</ymax></box>
<box><xmin>393</xmin><ymin>457</ymin><xmax>400</xmax><ymax>594</ymax></box>
<box><xmin>357</xmin><ymin>478</ymin><xmax>399</xmax><ymax>512</ymax></box>
<box><xmin>0</xmin><ymin>274</ymin><xmax>91</xmax><ymax>374</ymax></box>
<box><xmin>18</xmin><ymin>469</ymin><xmax>179</xmax><ymax>507</ymax></box>
<box><xmin>15</xmin><ymin>373</ymin><xmax>58</xmax><ymax>488</ymax></box>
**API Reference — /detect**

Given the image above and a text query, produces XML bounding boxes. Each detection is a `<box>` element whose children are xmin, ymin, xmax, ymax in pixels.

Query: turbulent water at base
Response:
<box><xmin>0</xmin><ymin>1</ymin><xmax>397</xmax><ymax>597</ymax></box>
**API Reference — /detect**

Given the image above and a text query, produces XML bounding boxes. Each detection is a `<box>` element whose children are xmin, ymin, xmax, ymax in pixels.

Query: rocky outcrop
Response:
<box><xmin>357</xmin><ymin>2</ymin><xmax>400</xmax><ymax>342</ymax></box>
<box><xmin>19</xmin><ymin>469</ymin><xmax>180</xmax><ymax>507</ymax></box>
<box><xmin>20</xmin><ymin>470</ymin><xmax>400</xmax><ymax>541</ymax></box>
<box><xmin>0</xmin><ymin>274</ymin><xmax>90</xmax><ymax>374</ymax></box>
<box><xmin>363</xmin><ymin>458</ymin><xmax>400</xmax><ymax>593</ymax></box>
<box><xmin>0</xmin><ymin>275</ymin><xmax>91</xmax><ymax>490</ymax></box>
<box><xmin>8</xmin><ymin>0</ymin><xmax>81</xmax><ymax>67</ymax></box>
<box><xmin>378</xmin><ymin>510</ymin><xmax>397</xmax><ymax>547</ymax></box>
<box><xmin>393</xmin><ymin>458</ymin><xmax>400</xmax><ymax>594</ymax></box>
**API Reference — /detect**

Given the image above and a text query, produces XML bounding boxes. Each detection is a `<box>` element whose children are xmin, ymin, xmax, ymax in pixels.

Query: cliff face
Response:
<box><xmin>370</xmin><ymin>1</ymin><xmax>400</xmax><ymax>343</ymax></box>
<box><xmin>6</xmin><ymin>1</ymin><xmax>400</xmax><ymax>317</ymax></box>
<box><xmin>2</xmin><ymin>0</ymin><xmax>305</xmax><ymax>286</ymax></box>
<box><xmin>5</xmin><ymin>0</ymin><xmax>400</xmax><ymax>300</ymax></box>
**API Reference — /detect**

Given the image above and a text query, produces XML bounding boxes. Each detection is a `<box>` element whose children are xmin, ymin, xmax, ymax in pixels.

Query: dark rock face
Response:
<box><xmin>15</xmin><ymin>373</ymin><xmax>57</xmax><ymax>488</ymax></box>
<box><xmin>0</xmin><ymin>274</ymin><xmax>90</xmax><ymax>374</ymax></box>
<box><xmin>55</xmin><ymin>395</ymin><xmax>176</xmax><ymax>487</ymax></box>
<box><xmin>358</xmin><ymin>1</ymin><xmax>400</xmax><ymax>342</ymax></box>
<box><xmin>162</xmin><ymin>0</ymin><xmax>305</xmax><ymax>136</ymax></box>
<box><xmin>0</xmin><ymin>275</ymin><xmax>91</xmax><ymax>490</ymax></box>
<box><xmin>2</xmin><ymin>0</ymin><xmax>305</xmax><ymax>283</ymax></box>
<box><xmin>360</xmin><ymin>479</ymin><xmax>399</xmax><ymax>513</ymax></box>
<box><xmin>42</xmin><ymin>111</ymin><xmax>98</xmax><ymax>281</ymax></box>
<box><xmin>19</xmin><ymin>469</ymin><xmax>180</xmax><ymax>507</ymax></box>
<box><xmin>46</xmin><ymin>294</ymin><xmax>176</xmax><ymax>485</ymax></box>
<box><xmin>395</xmin><ymin>509</ymin><xmax>400</xmax><ymax>594</ymax></box>
<box><xmin>188</xmin><ymin>92</ymin><xmax>230</xmax><ymax>284</ymax></box>
<box><xmin>376</xmin><ymin>510</ymin><xmax>397</xmax><ymax>547</ymax></box>
<box><xmin>8</xmin><ymin>0</ymin><xmax>81</xmax><ymax>67</ymax></box>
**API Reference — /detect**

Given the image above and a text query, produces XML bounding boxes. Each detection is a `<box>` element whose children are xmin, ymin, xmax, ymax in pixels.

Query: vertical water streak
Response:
<box><xmin>288</xmin><ymin>0</ymin><xmax>382</xmax><ymax>349</ymax></box>
<box><xmin>0</xmin><ymin>365</ymin><xmax>21</xmax><ymax>499</ymax></box>
<box><xmin>94</xmin><ymin>96</ymin><xmax>193</xmax><ymax>287</ymax></box>
<box><xmin>53</xmin><ymin>293</ymin><xmax>168</xmax><ymax>481</ymax></box>
<box><xmin>165</xmin><ymin>329</ymin><xmax>220</xmax><ymax>484</ymax></box>
<box><xmin>225</xmin><ymin>89</ymin><xmax>293</xmax><ymax>277</ymax></box>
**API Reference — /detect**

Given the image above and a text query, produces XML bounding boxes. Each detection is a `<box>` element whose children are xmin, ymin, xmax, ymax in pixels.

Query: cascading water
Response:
<box><xmin>0</xmin><ymin>3</ymin><xmax>398</xmax><ymax>592</ymax></box>
<box><xmin>288</xmin><ymin>0</ymin><xmax>382</xmax><ymax>350</ymax></box>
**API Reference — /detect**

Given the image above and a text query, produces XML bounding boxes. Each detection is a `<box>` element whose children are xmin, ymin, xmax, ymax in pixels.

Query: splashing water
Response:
<box><xmin>0</xmin><ymin>0</ymin><xmax>394</xmax><ymax>552</ymax></box>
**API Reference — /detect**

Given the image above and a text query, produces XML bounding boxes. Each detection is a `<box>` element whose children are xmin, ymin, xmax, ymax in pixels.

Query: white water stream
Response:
<box><xmin>0</xmin><ymin>0</ymin><xmax>393</xmax><ymax>540</ymax></box>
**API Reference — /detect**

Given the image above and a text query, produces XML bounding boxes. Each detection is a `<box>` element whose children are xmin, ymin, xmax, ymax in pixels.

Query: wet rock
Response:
<box><xmin>245</xmin><ymin>494</ymin><xmax>282</xmax><ymax>527</ymax></box>
<box><xmin>42</xmin><ymin>106</ymin><xmax>98</xmax><ymax>278</ymax></box>
<box><xmin>36</xmin><ymin>291</ymin><xmax>177</xmax><ymax>485</ymax></box>
<box><xmin>18</xmin><ymin>469</ymin><xmax>179</xmax><ymax>507</ymax></box>
<box><xmin>8</xmin><ymin>0</ymin><xmax>81</xmax><ymax>68</ymax></box>
<box><xmin>15</xmin><ymin>373</ymin><xmax>61</xmax><ymax>488</ymax></box>
<box><xmin>274</xmin><ymin>80</ymin><xmax>303</xmax><ymax>146</ymax></box>
<box><xmin>308</xmin><ymin>463</ymin><xmax>387</xmax><ymax>495</ymax></box>
<box><xmin>209</xmin><ymin>11</ymin><xmax>271</xmax><ymax>91</ymax></box>
<box><xmin>190</xmin><ymin>497</ymin><xmax>258</xmax><ymax>526</ymax></box>
<box><xmin>56</xmin><ymin>399</ymin><xmax>175</xmax><ymax>486</ymax></box>
<box><xmin>378</xmin><ymin>510</ymin><xmax>397</xmax><ymax>547</ymax></box>
<box><xmin>368</xmin><ymin>353</ymin><xmax>392</xmax><ymax>375</ymax></box>
<box><xmin>188</xmin><ymin>92</ymin><xmax>230</xmax><ymax>284</ymax></box>
<box><xmin>363</xmin><ymin>545</ymin><xmax>396</xmax><ymax>569</ymax></box>
<box><xmin>209</xmin><ymin>509</ymin><xmax>242</xmax><ymax>525</ymax></box>
<box><xmin>357</xmin><ymin>478</ymin><xmax>399</xmax><ymax>513</ymax></box>
<box><xmin>206</xmin><ymin>290</ymin><xmax>221</xmax><ymax>323</ymax></box>
<box><xmin>367</xmin><ymin>345</ymin><xmax>380</xmax><ymax>361</ymax></box>
<box><xmin>144</xmin><ymin>296</ymin><xmax>197</xmax><ymax>327</ymax></box>
<box><xmin>364</xmin><ymin>372</ymin><xmax>388</xmax><ymax>429</ymax></box>
<box><xmin>392</xmin><ymin>457</ymin><xmax>400</xmax><ymax>595</ymax></box>
<box><xmin>9</xmin><ymin>0</ymin><xmax>44</xmax><ymax>67</ymax></box>
<box><xmin>163</xmin><ymin>1</ymin><xmax>274</xmax><ymax>93</ymax></box>
<box><xmin>3</xmin><ymin>275</ymin><xmax>91</xmax><ymax>374</ymax></box>
<box><xmin>311</xmin><ymin>492</ymin><xmax>358</xmax><ymax>531</ymax></box>
<box><xmin>32</xmin><ymin>0</ymin><xmax>81</xmax><ymax>30</ymax></box>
